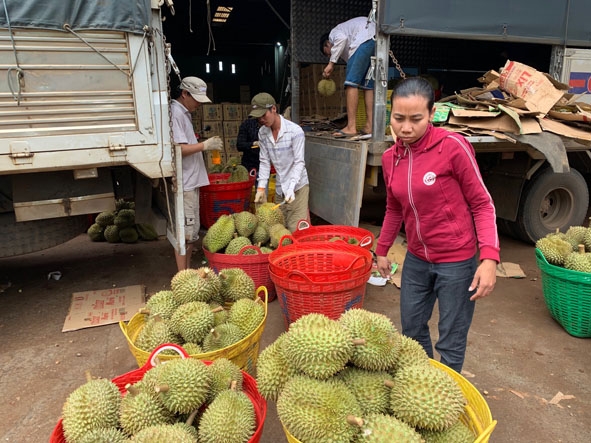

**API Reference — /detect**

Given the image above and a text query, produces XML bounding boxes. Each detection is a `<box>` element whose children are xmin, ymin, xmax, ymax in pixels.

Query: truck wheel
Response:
<box><xmin>0</xmin><ymin>212</ymin><xmax>88</xmax><ymax>258</ymax></box>
<box><xmin>515</xmin><ymin>168</ymin><xmax>589</xmax><ymax>244</ymax></box>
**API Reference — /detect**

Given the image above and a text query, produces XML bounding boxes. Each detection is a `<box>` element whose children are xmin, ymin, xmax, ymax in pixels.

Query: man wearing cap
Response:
<box><xmin>251</xmin><ymin>92</ymin><xmax>309</xmax><ymax>232</ymax></box>
<box><xmin>172</xmin><ymin>76</ymin><xmax>223</xmax><ymax>271</ymax></box>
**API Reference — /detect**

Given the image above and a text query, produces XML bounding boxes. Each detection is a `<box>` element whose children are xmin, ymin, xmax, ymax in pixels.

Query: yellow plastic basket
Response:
<box><xmin>119</xmin><ymin>287</ymin><xmax>268</xmax><ymax>375</ymax></box>
<box><xmin>281</xmin><ymin>359</ymin><xmax>496</xmax><ymax>442</ymax></box>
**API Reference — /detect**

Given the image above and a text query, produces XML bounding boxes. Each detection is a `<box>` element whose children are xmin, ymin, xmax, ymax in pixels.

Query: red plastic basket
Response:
<box><xmin>203</xmin><ymin>245</ymin><xmax>276</xmax><ymax>301</ymax></box>
<box><xmin>50</xmin><ymin>344</ymin><xmax>267</xmax><ymax>443</ymax></box>
<box><xmin>291</xmin><ymin>220</ymin><xmax>375</xmax><ymax>250</ymax></box>
<box><xmin>270</xmin><ymin>268</ymin><xmax>370</xmax><ymax>328</ymax></box>
<box><xmin>200</xmin><ymin>172</ymin><xmax>256</xmax><ymax>228</ymax></box>
<box><xmin>268</xmin><ymin>241</ymin><xmax>373</xmax><ymax>283</ymax></box>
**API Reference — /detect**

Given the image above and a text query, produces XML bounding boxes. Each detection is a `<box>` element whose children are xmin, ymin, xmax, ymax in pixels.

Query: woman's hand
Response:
<box><xmin>469</xmin><ymin>259</ymin><xmax>497</xmax><ymax>301</ymax></box>
<box><xmin>376</xmin><ymin>255</ymin><xmax>392</xmax><ymax>279</ymax></box>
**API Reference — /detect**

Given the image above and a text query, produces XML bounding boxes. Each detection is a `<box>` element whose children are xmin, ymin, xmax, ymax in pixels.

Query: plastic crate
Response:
<box><xmin>291</xmin><ymin>220</ymin><xmax>375</xmax><ymax>250</ymax></box>
<box><xmin>200</xmin><ymin>172</ymin><xmax>256</xmax><ymax>228</ymax></box>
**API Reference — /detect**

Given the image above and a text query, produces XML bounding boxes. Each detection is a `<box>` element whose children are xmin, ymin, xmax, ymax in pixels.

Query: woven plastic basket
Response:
<box><xmin>119</xmin><ymin>287</ymin><xmax>269</xmax><ymax>373</ymax></box>
<box><xmin>204</xmin><ymin>245</ymin><xmax>276</xmax><ymax>301</ymax></box>
<box><xmin>535</xmin><ymin>248</ymin><xmax>591</xmax><ymax>337</ymax></box>
<box><xmin>270</xmin><ymin>269</ymin><xmax>370</xmax><ymax>328</ymax></box>
<box><xmin>291</xmin><ymin>220</ymin><xmax>375</xmax><ymax>250</ymax></box>
<box><xmin>200</xmin><ymin>171</ymin><xmax>256</xmax><ymax>229</ymax></box>
<box><xmin>281</xmin><ymin>358</ymin><xmax>496</xmax><ymax>443</ymax></box>
<box><xmin>50</xmin><ymin>344</ymin><xmax>267</xmax><ymax>443</ymax></box>
<box><xmin>268</xmin><ymin>241</ymin><xmax>373</xmax><ymax>283</ymax></box>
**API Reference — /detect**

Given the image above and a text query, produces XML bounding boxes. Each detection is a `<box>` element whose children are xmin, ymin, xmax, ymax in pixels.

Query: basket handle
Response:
<box><xmin>249</xmin><ymin>168</ymin><xmax>257</xmax><ymax>177</ymax></box>
<box><xmin>255</xmin><ymin>286</ymin><xmax>269</xmax><ymax>307</ymax></box>
<box><xmin>276</xmin><ymin>234</ymin><xmax>295</xmax><ymax>248</ymax></box>
<box><xmin>344</xmin><ymin>254</ymin><xmax>371</xmax><ymax>272</ymax></box>
<box><xmin>296</xmin><ymin>219</ymin><xmax>311</xmax><ymax>231</ymax></box>
<box><xmin>147</xmin><ymin>343</ymin><xmax>189</xmax><ymax>368</ymax></box>
<box><xmin>359</xmin><ymin>235</ymin><xmax>373</xmax><ymax>248</ymax></box>
<box><xmin>285</xmin><ymin>269</ymin><xmax>314</xmax><ymax>283</ymax></box>
<box><xmin>239</xmin><ymin>244</ymin><xmax>263</xmax><ymax>255</ymax></box>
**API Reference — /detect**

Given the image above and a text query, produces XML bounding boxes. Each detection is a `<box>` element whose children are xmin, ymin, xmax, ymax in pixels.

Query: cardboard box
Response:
<box><xmin>202</xmin><ymin>120</ymin><xmax>224</xmax><ymax>138</ymax></box>
<box><xmin>499</xmin><ymin>60</ymin><xmax>567</xmax><ymax>115</ymax></box>
<box><xmin>224</xmin><ymin>136</ymin><xmax>238</xmax><ymax>152</ymax></box>
<box><xmin>223</xmin><ymin>120</ymin><xmax>241</xmax><ymax>138</ymax></box>
<box><xmin>243</xmin><ymin>104</ymin><xmax>253</xmax><ymax>118</ymax></box>
<box><xmin>202</xmin><ymin>104</ymin><xmax>223</xmax><ymax>121</ymax></box>
<box><xmin>62</xmin><ymin>285</ymin><xmax>145</xmax><ymax>332</ymax></box>
<box><xmin>191</xmin><ymin>106</ymin><xmax>203</xmax><ymax>123</ymax></box>
<box><xmin>222</xmin><ymin>103</ymin><xmax>243</xmax><ymax>121</ymax></box>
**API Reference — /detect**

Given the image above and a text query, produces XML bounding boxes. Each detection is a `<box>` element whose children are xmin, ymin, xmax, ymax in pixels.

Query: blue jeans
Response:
<box><xmin>400</xmin><ymin>251</ymin><xmax>477</xmax><ymax>372</ymax></box>
<box><xmin>344</xmin><ymin>39</ymin><xmax>375</xmax><ymax>90</ymax></box>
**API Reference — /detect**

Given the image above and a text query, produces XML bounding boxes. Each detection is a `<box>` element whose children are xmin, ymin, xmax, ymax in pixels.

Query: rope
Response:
<box><xmin>3</xmin><ymin>0</ymin><xmax>24</xmax><ymax>104</ymax></box>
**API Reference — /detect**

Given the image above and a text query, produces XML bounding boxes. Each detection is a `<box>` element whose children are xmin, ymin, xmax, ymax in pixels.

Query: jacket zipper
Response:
<box><xmin>405</xmin><ymin>146</ymin><xmax>430</xmax><ymax>262</ymax></box>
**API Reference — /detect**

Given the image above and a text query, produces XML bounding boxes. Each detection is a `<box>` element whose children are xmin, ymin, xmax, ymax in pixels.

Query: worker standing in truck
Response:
<box><xmin>250</xmin><ymin>92</ymin><xmax>309</xmax><ymax>232</ymax></box>
<box><xmin>376</xmin><ymin>77</ymin><xmax>499</xmax><ymax>373</ymax></box>
<box><xmin>320</xmin><ymin>16</ymin><xmax>375</xmax><ymax>138</ymax></box>
<box><xmin>171</xmin><ymin>76</ymin><xmax>223</xmax><ymax>271</ymax></box>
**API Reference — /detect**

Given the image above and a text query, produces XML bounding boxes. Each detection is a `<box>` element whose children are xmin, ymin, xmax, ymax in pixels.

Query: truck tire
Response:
<box><xmin>515</xmin><ymin>168</ymin><xmax>589</xmax><ymax>244</ymax></box>
<box><xmin>0</xmin><ymin>212</ymin><xmax>88</xmax><ymax>258</ymax></box>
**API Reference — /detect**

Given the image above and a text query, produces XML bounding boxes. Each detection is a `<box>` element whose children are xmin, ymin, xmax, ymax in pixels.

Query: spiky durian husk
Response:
<box><xmin>219</xmin><ymin>268</ymin><xmax>256</xmax><ymax>302</ymax></box>
<box><xmin>119</xmin><ymin>388</ymin><xmax>174</xmax><ymax>436</ymax></box>
<box><xmin>145</xmin><ymin>290</ymin><xmax>179</xmax><ymax>321</ymax></box>
<box><xmin>225</xmin><ymin>236</ymin><xmax>252</xmax><ymax>254</ymax></box>
<box><xmin>420</xmin><ymin>419</ymin><xmax>475</xmax><ymax>443</ymax></box>
<box><xmin>255</xmin><ymin>202</ymin><xmax>285</xmax><ymax>227</ymax></box>
<box><xmin>203</xmin><ymin>214</ymin><xmax>235</xmax><ymax>253</ymax></box>
<box><xmin>170</xmin><ymin>269</ymin><xmax>211</xmax><ymax>304</ymax></box>
<box><xmin>337</xmin><ymin>367</ymin><xmax>393</xmax><ymax>415</ymax></box>
<box><xmin>564</xmin><ymin>246</ymin><xmax>591</xmax><ymax>273</ymax></box>
<box><xmin>129</xmin><ymin>423</ymin><xmax>196</xmax><ymax>442</ymax></box>
<box><xmin>198</xmin><ymin>389</ymin><xmax>256</xmax><ymax>442</ymax></box>
<box><xmin>207</xmin><ymin>358</ymin><xmax>244</xmax><ymax>401</ymax></box>
<box><xmin>535</xmin><ymin>236</ymin><xmax>573</xmax><ymax>266</ymax></box>
<box><xmin>154</xmin><ymin>358</ymin><xmax>211</xmax><ymax>414</ymax></box>
<box><xmin>234</xmin><ymin>211</ymin><xmax>259</xmax><ymax>237</ymax></box>
<box><xmin>565</xmin><ymin>225</ymin><xmax>588</xmax><ymax>249</ymax></box>
<box><xmin>135</xmin><ymin>316</ymin><xmax>182</xmax><ymax>353</ymax></box>
<box><xmin>390</xmin><ymin>334</ymin><xmax>430</xmax><ymax>373</ymax></box>
<box><xmin>350</xmin><ymin>413</ymin><xmax>424</xmax><ymax>442</ymax></box>
<box><xmin>169</xmin><ymin>301</ymin><xmax>214</xmax><ymax>344</ymax></box>
<box><xmin>227</xmin><ymin>298</ymin><xmax>265</xmax><ymax>337</ymax></box>
<box><xmin>202</xmin><ymin>323</ymin><xmax>245</xmax><ymax>352</ymax></box>
<box><xmin>78</xmin><ymin>427</ymin><xmax>128</xmax><ymax>443</ymax></box>
<box><xmin>255</xmin><ymin>333</ymin><xmax>298</xmax><ymax>402</ymax></box>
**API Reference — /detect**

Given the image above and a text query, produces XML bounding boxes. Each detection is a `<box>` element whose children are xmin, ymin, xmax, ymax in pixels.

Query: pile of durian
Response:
<box><xmin>536</xmin><ymin>223</ymin><xmax>591</xmax><ymax>272</ymax></box>
<box><xmin>134</xmin><ymin>266</ymin><xmax>265</xmax><ymax>356</ymax></box>
<box><xmin>209</xmin><ymin>156</ymin><xmax>251</xmax><ymax>183</ymax></box>
<box><xmin>257</xmin><ymin>310</ymin><xmax>475</xmax><ymax>443</ymax></box>
<box><xmin>203</xmin><ymin>205</ymin><xmax>291</xmax><ymax>255</ymax></box>
<box><xmin>87</xmin><ymin>199</ymin><xmax>159</xmax><ymax>243</ymax></box>
<box><xmin>59</xmin><ymin>357</ymin><xmax>258</xmax><ymax>442</ymax></box>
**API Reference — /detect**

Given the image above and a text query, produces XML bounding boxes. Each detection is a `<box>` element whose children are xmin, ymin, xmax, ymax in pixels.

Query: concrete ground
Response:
<box><xmin>1</xmin><ymin>212</ymin><xmax>590</xmax><ymax>442</ymax></box>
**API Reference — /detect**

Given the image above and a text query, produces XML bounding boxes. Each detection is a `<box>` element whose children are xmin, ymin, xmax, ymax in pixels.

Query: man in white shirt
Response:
<box><xmin>171</xmin><ymin>76</ymin><xmax>223</xmax><ymax>271</ymax></box>
<box><xmin>320</xmin><ymin>16</ymin><xmax>376</xmax><ymax>138</ymax></box>
<box><xmin>251</xmin><ymin>93</ymin><xmax>309</xmax><ymax>232</ymax></box>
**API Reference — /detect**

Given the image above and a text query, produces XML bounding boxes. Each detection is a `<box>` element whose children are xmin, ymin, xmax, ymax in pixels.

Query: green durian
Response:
<box><xmin>198</xmin><ymin>388</ymin><xmax>256</xmax><ymax>443</ymax></box>
<box><xmin>420</xmin><ymin>419</ymin><xmax>475</xmax><ymax>443</ymax></box>
<box><xmin>154</xmin><ymin>358</ymin><xmax>211</xmax><ymax>414</ymax></box>
<box><xmin>227</xmin><ymin>297</ymin><xmax>265</xmax><ymax>337</ymax></box>
<box><xmin>348</xmin><ymin>413</ymin><xmax>424</xmax><ymax>442</ymax></box>
<box><xmin>119</xmin><ymin>384</ymin><xmax>174</xmax><ymax>436</ymax></box>
<box><xmin>202</xmin><ymin>323</ymin><xmax>245</xmax><ymax>352</ymax></box>
<box><xmin>203</xmin><ymin>214</ymin><xmax>235</xmax><ymax>253</ymax></box>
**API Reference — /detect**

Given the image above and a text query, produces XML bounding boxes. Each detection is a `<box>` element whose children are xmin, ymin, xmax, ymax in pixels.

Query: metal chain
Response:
<box><xmin>389</xmin><ymin>49</ymin><xmax>406</xmax><ymax>79</ymax></box>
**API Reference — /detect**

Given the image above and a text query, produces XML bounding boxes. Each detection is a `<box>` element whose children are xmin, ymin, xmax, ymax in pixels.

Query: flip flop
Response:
<box><xmin>350</xmin><ymin>133</ymin><xmax>372</xmax><ymax>141</ymax></box>
<box><xmin>332</xmin><ymin>129</ymin><xmax>357</xmax><ymax>138</ymax></box>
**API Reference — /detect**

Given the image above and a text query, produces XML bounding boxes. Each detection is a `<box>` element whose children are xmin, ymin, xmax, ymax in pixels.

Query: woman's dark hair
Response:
<box><xmin>390</xmin><ymin>77</ymin><xmax>435</xmax><ymax>110</ymax></box>
<box><xmin>319</xmin><ymin>33</ymin><xmax>330</xmax><ymax>55</ymax></box>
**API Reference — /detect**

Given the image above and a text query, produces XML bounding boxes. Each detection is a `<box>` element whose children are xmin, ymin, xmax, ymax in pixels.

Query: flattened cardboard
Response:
<box><xmin>538</xmin><ymin>117</ymin><xmax>591</xmax><ymax>142</ymax></box>
<box><xmin>449</xmin><ymin>114</ymin><xmax>521</xmax><ymax>134</ymax></box>
<box><xmin>62</xmin><ymin>285</ymin><xmax>145</xmax><ymax>332</ymax></box>
<box><xmin>451</xmin><ymin>108</ymin><xmax>501</xmax><ymax>118</ymax></box>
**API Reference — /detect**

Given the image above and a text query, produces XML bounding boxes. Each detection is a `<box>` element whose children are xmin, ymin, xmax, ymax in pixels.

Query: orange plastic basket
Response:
<box><xmin>203</xmin><ymin>245</ymin><xmax>276</xmax><ymax>301</ymax></box>
<box><xmin>291</xmin><ymin>220</ymin><xmax>375</xmax><ymax>250</ymax></box>
<box><xmin>268</xmin><ymin>241</ymin><xmax>373</xmax><ymax>283</ymax></box>
<box><xmin>270</xmin><ymin>268</ymin><xmax>370</xmax><ymax>328</ymax></box>
<box><xmin>200</xmin><ymin>172</ymin><xmax>256</xmax><ymax>228</ymax></box>
<box><xmin>49</xmin><ymin>344</ymin><xmax>267</xmax><ymax>443</ymax></box>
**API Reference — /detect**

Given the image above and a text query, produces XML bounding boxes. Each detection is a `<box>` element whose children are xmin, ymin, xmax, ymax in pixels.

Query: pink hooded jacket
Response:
<box><xmin>375</xmin><ymin>124</ymin><xmax>500</xmax><ymax>264</ymax></box>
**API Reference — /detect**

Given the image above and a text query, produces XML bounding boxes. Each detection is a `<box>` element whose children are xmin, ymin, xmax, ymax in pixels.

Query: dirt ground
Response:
<box><xmin>1</xmin><ymin>207</ymin><xmax>591</xmax><ymax>442</ymax></box>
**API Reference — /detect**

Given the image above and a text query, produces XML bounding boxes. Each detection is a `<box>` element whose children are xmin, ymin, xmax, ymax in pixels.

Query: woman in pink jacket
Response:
<box><xmin>376</xmin><ymin>77</ymin><xmax>500</xmax><ymax>372</ymax></box>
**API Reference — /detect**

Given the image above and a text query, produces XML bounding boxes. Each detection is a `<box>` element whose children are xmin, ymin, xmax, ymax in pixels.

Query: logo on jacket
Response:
<box><xmin>423</xmin><ymin>172</ymin><xmax>436</xmax><ymax>186</ymax></box>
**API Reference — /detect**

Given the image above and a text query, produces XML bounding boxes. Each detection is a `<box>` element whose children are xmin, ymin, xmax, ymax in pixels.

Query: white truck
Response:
<box><xmin>0</xmin><ymin>0</ymin><xmax>185</xmax><ymax>257</ymax></box>
<box><xmin>291</xmin><ymin>0</ymin><xmax>591</xmax><ymax>243</ymax></box>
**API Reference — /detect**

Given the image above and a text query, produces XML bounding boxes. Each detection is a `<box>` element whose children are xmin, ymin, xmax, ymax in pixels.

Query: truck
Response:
<box><xmin>0</xmin><ymin>0</ymin><xmax>186</xmax><ymax>257</ymax></box>
<box><xmin>290</xmin><ymin>0</ymin><xmax>591</xmax><ymax>243</ymax></box>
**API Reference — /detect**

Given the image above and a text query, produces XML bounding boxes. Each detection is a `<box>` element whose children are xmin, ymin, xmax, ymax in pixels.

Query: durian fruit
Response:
<box><xmin>227</xmin><ymin>298</ymin><xmax>265</xmax><ymax>337</ymax></box>
<box><xmin>583</xmin><ymin>227</ymin><xmax>591</xmax><ymax>252</ymax></box>
<box><xmin>269</xmin><ymin>223</ymin><xmax>292</xmax><ymax>248</ymax></box>
<box><xmin>565</xmin><ymin>225</ymin><xmax>587</xmax><ymax>249</ymax></box>
<box><xmin>225</xmin><ymin>235</ymin><xmax>252</xmax><ymax>254</ymax></box>
<box><xmin>226</xmin><ymin>164</ymin><xmax>251</xmax><ymax>183</ymax></box>
<box><xmin>535</xmin><ymin>235</ymin><xmax>572</xmax><ymax>266</ymax></box>
<box><xmin>114</xmin><ymin>209</ymin><xmax>135</xmax><ymax>229</ymax></box>
<box><xmin>170</xmin><ymin>269</ymin><xmax>211</xmax><ymax>304</ymax></box>
<box><xmin>336</xmin><ymin>367</ymin><xmax>393</xmax><ymax>415</ymax></box>
<box><xmin>181</xmin><ymin>342</ymin><xmax>203</xmax><ymax>355</ymax></box>
<box><xmin>77</xmin><ymin>427</ymin><xmax>127</xmax><ymax>443</ymax></box>
<box><xmin>144</xmin><ymin>290</ymin><xmax>179</xmax><ymax>321</ymax></box>
<box><xmin>135</xmin><ymin>315</ymin><xmax>182</xmax><ymax>353</ymax></box>
<box><xmin>255</xmin><ymin>202</ymin><xmax>285</xmax><ymax>227</ymax></box>
<box><xmin>115</xmin><ymin>198</ymin><xmax>135</xmax><ymax>211</ymax></box>
<box><xmin>209</xmin><ymin>163</ymin><xmax>224</xmax><ymax>173</ymax></box>
<box><xmin>119</xmin><ymin>226</ymin><xmax>139</xmax><ymax>243</ymax></box>
<box><xmin>119</xmin><ymin>383</ymin><xmax>174</xmax><ymax>436</ymax></box>
<box><xmin>251</xmin><ymin>222</ymin><xmax>270</xmax><ymax>245</ymax></box>
<box><xmin>169</xmin><ymin>301</ymin><xmax>215</xmax><ymax>344</ymax></box>
<box><xmin>154</xmin><ymin>358</ymin><xmax>211</xmax><ymax>414</ymax></box>
<box><xmin>347</xmin><ymin>413</ymin><xmax>424</xmax><ymax>442</ymax></box>
<box><xmin>226</xmin><ymin>156</ymin><xmax>241</xmax><ymax>167</ymax></box>
<box><xmin>209</xmin><ymin>301</ymin><xmax>229</xmax><ymax>325</ymax></box>
<box><xmin>234</xmin><ymin>211</ymin><xmax>259</xmax><ymax>237</ymax></box>
<box><xmin>202</xmin><ymin>323</ymin><xmax>245</xmax><ymax>352</ymax></box>
<box><xmin>129</xmin><ymin>423</ymin><xmax>196</xmax><ymax>442</ymax></box>
<box><xmin>87</xmin><ymin>223</ymin><xmax>104</xmax><ymax>242</ymax></box>
<box><xmin>391</xmin><ymin>334</ymin><xmax>430</xmax><ymax>372</ymax></box>
<box><xmin>195</xmin><ymin>266</ymin><xmax>223</xmax><ymax>302</ymax></box>
<box><xmin>389</xmin><ymin>365</ymin><xmax>466</xmax><ymax>432</ymax></box>
<box><xmin>339</xmin><ymin>309</ymin><xmax>400</xmax><ymax>371</ymax></box>
<box><xmin>420</xmin><ymin>419</ymin><xmax>474</xmax><ymax>443</ymax></box>
<box><xmin>208</xmin><ymin>358</ymin><xmax>244</xmax><ymax>400</ymax></box>
<box><xmin>260</xmin><ymin>246</ymin><xmax>274</xmax><ymax>254</ymax></box>
<box><xmin>103</xmin><ymin>224</ymin><xmax>120</xmax><ymax>243</ymax></box>
<box><xmin>219</xmin><ymin>268</ymin><xmax>256</xmax><ymax>302</ymax></box>
<box><xmin>61</xmin><ymin>375</ymin><xmax>121</xmax><ymax>443</ymax></box>
<box><xmin>277</xmin><ymin>375</ymin><xmax>362</xmax><ymax>443</ymax></box>
<box><xmin>281</xmin><ymin>313</ymin><xmax>354</xmax><ymax>379</ymax></box>
<box><xmin>255</xmin><ymin>333</ymin><xmax>299</xmax><ymax>401</ymax></box>
<box><xmin>317</xmin><ymin>78</ymin><xmax>337</xmax><ymax>97</ymax></box>
<box><xmin>203</xmin><ymin>214</ymin><xmax>236</xmax><ymax>253</ymax></box>
<box><xmin>95</xmin><ymin>211</ymin><xmax>115</xmax><ymax>227</ymax></box>
<box><xmin>564</xmin><ymin>244</ymin><xmax>591</xmax><ymax>273</ymax></box>
<box><xmin>197</xmin><ymin>385</ymin><xmax>256</xmax><ymax>443</ymax></box>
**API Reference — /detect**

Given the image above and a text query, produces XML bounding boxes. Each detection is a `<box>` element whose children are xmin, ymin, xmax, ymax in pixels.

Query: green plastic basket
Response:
<box><xmin>535</xmin><ymin>248</ymin><xmax>591</xmax><ymax>338</ymax></box>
